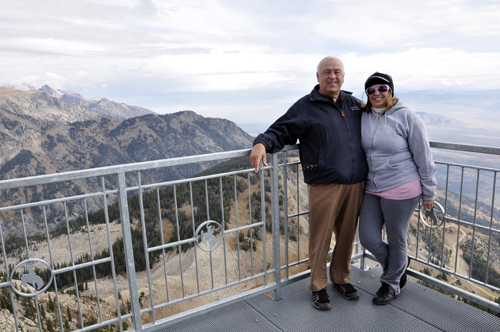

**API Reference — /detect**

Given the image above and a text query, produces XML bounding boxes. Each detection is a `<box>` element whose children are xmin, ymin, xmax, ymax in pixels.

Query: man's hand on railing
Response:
<box><xmin>250</xmin><ymin>143</ymin><xmax>268</xmax><ymax>172</ymax></box>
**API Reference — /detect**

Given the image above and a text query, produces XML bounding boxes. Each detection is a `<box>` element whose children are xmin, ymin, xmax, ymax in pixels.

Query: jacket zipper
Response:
<box><xmin>336</xmin><ymin>98</ymin><xmax>354</xmax><ymax>183</ymax></box>
<box><xmin>370</xmin><ymin>113</ymin><xmax>381</xmax><ymax>189</ymax></box>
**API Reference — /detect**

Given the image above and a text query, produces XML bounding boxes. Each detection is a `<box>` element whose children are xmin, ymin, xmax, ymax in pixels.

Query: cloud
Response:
<box><xmin>343</xmin><ymin>47</ymin><xmax>500</xmax><ymax>92</ymax></box>
<box><xmin>317</xmin><ymin>0</ymin><xmax>500</xmax><ymax>50</ymax></box>
<box><xmin>0</xmin><ymin>0</ymin><xmax>499</xmax><ymax>126</ymax></box>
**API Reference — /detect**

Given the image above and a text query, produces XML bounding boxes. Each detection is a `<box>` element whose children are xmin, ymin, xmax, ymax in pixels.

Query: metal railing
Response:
<box><xmin>400</xmin><ymin>141</ymin><xmax>500</xmax><ymax>313</ymax></box>
<box><xmin>0</xmin><ymin>142</ymin><xmax>499</xmax><ymax>331</ymax></box>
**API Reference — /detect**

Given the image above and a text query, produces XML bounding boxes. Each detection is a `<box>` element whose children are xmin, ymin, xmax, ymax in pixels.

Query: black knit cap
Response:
<box><xmin>364</xmin><ymin>72</ymin><xmax>394</xmax><ymax>96</ymax></box>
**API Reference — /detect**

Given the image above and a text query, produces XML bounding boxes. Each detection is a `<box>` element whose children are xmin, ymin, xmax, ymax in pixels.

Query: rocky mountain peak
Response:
<box><xmin>39</xmin><ymin>84</ymin><xmax>64</xmax><ymax>98</ymax></box>
<box><xmin>0</xmin><ymin>87</ymin><xmax>103</xmax><ymax>124</ymax></box>
<box><xmin>61</xmin><ymin>90</ymin><xmax>89</xmax><ymax>106</ymax></box>
<box><xmin>1</xmin><ymin>84</ymin><xmax>156</xmax><ymax>121</ymax></box>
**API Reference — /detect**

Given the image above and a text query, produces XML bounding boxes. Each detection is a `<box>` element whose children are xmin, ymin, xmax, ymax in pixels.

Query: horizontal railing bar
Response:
<box><xmin>0</xmin><ymin>281</ymin><xmax>11</xmax><ymax>288</ymax></box>
<box><xmin>434</xmin><ymin>160</ymin><xmax>500</xmax><ymax>172</ymax></box>
<box><xmin>444</xmin><ymin>216</ymin><xmax>500</xmax><ymax>234</ymax></box>
<box><xmin>0</xmin><ymin>189</ymin><xmax>117</xmax><ymax>213</ymax></box>
<box><xmin>277</xmin><ymin>252</ymin><xmax>362</xmax><ymax>284</ymax></box>
<box><xmin>280</xmin><ymin>258</ymin><xmax>310</xmax><ymax>270</ymax></box>
<box><xmin>147</xmin><ymin>222</ymin><xmax>264</xmax><ymax>253</ymax></box>
<box><xmin>2</xmin><ymin>257</ymin><xmax>113</xmax><ymax>277</ymax></box>
<box><xmin>411</xmin><ymin>258</ymin><xmax>500</xmax><ymax>293</ymax></box>
<box><xmin>0</xmin><ymin>149</ymin><xmax>253</xmax><ymax>190</ymax></box>
<box><xmin>279</xmin><ymin>269</ymin><xmax>311</xmax><ymax>287</ymax></box>
<box><xmin>147</xmin><ymin>238</ymin><xmax>198</xmax><ymax>252</ymax></box>
<box><xmin>430</xmin><ymin>141</ymin><xmax>500</xmax><ymax>156</ymax></box>
<box><xmin>278</xmin><ymin>253</ymin><xmax>362</xmax><ymax>283</ymax></box>
<box><xmin>408</xmin><ymin>268</ymin><xmax>500</xmax><ymax>313</ymax></box>
<box><xmin>224</xmin><ymin>221</ymin><xmax>264</xmax><ymax>234</ymax></box>
<box><xmin>277</xmin><ymin>161</ymin><xmax>301</xmax><ymax>168</ymax></box>
<box><xmin>363</xmin><ymin>250</ymin><xmax>500</xmax><ymax>293</ymax></box>
<box><xmin>45</xmin><ymin>314</ymin><xmax>132</xmax><ymax>332</ymax></box>
<box><xmin>147</xmin><ymin>271</ymin><xmax>273</xmax><ymax>312</ymax></box>
<box><xmin>53</xmin><ymin>257</ymin><xmax>113</xmax><ymax>275</ymax></box>
<box><xmin>276</xmin><ymin>144</ymin><xmax>299</xmax><ymax>152</ymax></box>
<box><xmin>287</xmin><ymin>211</ymin><xmax>309</xmax><ymax>219</ymax></box>
<box><xmin>281</xmin><ymin>160</ymin><xmax>301</xmax><ymax>165</ymax></box>
<box><xmin>350</xmin><ymin>252</ymin><xmax>365</xmax><ymax>262</ymax></box>
<box><xmin>73</xmin><ymin>317</ymin><xmax>122</xmax><ymax>332</ymax></box>
<box><xmin>125</xmin><ymin>166</ymin><xmax>259</xmax><ymax>193</ymax></box>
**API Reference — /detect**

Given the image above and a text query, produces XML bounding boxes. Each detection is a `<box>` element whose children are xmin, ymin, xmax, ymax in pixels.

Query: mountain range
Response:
<box><xmin>0</xmin><ymin>85</ymin><xmax>254</xmax><ymax>226</ymax></box>
<box><xmin>0</xmin><ymin>84</ymin><xmax>253</xmax><ymax>172</ymax></box>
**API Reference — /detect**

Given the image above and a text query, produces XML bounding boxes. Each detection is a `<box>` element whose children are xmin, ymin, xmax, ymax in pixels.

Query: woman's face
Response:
<box><xmin>367</xmin><ymin>84</ymin><xmax>391</xmax><ymax>109</ymax></box>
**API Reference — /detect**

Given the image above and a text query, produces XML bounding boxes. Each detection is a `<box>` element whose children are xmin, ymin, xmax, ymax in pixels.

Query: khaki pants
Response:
<box><xmin>307</xmin><ymin>182</ymin><xmax>363</xmax><ymax>292</ymax></box>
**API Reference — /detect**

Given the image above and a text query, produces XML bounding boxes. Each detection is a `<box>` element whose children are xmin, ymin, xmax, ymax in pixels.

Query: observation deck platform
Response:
<box><xmin>161</xmin><ymin>266</ymin><xmax>500</xmax><ymax>332</ymax></box>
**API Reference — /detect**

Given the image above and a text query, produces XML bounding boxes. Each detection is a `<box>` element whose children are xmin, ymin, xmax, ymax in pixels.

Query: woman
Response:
<box><xmin>358</xmin><ymin>72</ymin><xmax>437</xmax><ymax>305</ymax></box>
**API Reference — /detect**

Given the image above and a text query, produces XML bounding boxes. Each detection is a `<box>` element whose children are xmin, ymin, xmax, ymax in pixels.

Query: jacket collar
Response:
<box><xmin>310</xmin><ymin>84</ymin><xmax>353</xmax><ymax>103</ymax></box>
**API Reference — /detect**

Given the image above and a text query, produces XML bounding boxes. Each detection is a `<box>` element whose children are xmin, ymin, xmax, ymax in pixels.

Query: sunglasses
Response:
<box><xmin>366</xmin><ymin>85</ymin><xmax>390</xmax><ymax>95</ymax></box>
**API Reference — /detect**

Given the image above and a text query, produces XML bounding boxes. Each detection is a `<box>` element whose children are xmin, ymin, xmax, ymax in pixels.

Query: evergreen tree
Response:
<box><xmin>67</xmin><ymin>305</ymin><xmax>72</xmax><ymax>322</ymax></box>
<box><xmin>46</xmin><ymin>318</ymin><xmax>55</xmax><ymax>332</ymax></box>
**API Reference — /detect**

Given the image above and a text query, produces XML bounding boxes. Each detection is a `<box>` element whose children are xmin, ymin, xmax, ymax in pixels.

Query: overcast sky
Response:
<box><xmin>1</xmin><ymin>0</ymin><xmax>500</xmax><ymax>130</ymax></box>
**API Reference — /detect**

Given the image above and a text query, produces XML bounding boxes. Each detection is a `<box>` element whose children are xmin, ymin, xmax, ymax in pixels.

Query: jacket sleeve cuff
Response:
<box><xmin>422</xmin><ymin>194</ymin><xmax>435</xmax><ymax>201</ymax></box>
<box><xmin>253</xmin><ymin>134</ymin><xmax>275</xmax><ymax>153</ymax></box>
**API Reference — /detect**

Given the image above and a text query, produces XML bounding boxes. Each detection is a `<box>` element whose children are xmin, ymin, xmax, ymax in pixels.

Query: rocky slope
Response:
<box><xmin>0</xmin><ymin>86</ymin><xmax>255</xmax><ymax>237</ymax></box>
<box><xmin>0</xmin><ymin>87</ymin><xmax>103</xmax><ymax>125</ymax></box>
<box><xmin>0</xmin><ymin>110</ymin><xmax>253</xmax><ymax>181</ymax></box>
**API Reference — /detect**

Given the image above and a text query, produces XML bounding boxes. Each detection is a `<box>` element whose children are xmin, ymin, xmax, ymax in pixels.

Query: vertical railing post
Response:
<box><xmin>117</xmin><ymin>172</ymin><xmax>142</xmax><ymax>330</ymax></box>
<box><xmin>360</xmin><ymin>247</ymin><xmax>367</xmax><ymax>271</ymax></box>
<box><xmin>271</xmin><ymin>153</ymin><xmax>282</xmax><ymax>301</ymax></box>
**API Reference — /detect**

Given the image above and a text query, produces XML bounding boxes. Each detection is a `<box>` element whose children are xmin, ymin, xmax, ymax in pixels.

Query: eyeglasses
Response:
<box><xmin>366</xmin><ymin>85</ymin><xmax>390</xmax><ymax>95</ymax></box>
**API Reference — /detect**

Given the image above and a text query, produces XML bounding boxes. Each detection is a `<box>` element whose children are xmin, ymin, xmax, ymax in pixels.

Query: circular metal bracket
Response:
<box><xmin>10</xmin><ymin>258</ymin><xmax>54</xmax><ymax>297</ymax></box>
<box><xmin>419</xmin><ymin>201</ymin><xmax>445</xmax><ymax>228</ymax></box>
<box><xmin>195</xmin><ymin>220</ymin><xmax>224</xmax><ymax>252</ymax></box>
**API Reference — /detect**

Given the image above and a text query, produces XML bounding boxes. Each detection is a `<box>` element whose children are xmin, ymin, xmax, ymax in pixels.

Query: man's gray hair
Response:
<box><xmin>317</xmin><ymin>56</ymin><xmax>344</xmax><ymax>73</ymax></box>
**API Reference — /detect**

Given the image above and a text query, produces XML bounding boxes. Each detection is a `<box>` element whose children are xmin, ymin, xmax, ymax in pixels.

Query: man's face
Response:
<box><xmin>316</xmin><ymin>58</ymin><xmax>345</xmax><ymax>99</ymax></box>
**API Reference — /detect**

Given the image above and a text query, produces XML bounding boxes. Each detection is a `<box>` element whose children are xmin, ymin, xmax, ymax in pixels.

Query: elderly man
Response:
<box><xmin>250</xmin><ymin>56</ymin><xmax>367</xmax><ymax>310</ymax></box>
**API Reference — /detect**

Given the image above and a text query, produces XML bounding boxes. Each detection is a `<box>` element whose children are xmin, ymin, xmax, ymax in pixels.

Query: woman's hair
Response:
<box><xmin>361</xmin><ymin>94</ymin><xmax>399</xmax><ymax>115</ymax></box>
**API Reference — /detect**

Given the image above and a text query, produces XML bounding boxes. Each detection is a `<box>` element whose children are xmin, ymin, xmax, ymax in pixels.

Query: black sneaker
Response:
<box><xmin>400</xmin><ymin>256</ymin><xmax>411</xmax><ymax>289</ymax></box>
<box><xmin>312</xmin><ymin>287</ymin><xmax>331</xmax><ymax>310</ymax></box>
<box><xmin>333</xmin><ymin>282</ymin><xmax>359</xmax><ymax>300</ymax></box>
<box><xmin>373</xmin><ymin>282</ymin><xmax>397</xmax><ymax>305</ymax></box>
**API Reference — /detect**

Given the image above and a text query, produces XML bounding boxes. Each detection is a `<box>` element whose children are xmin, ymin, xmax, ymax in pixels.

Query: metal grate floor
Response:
<box><xmin>159</xmin><ymin>266</ymin><xmax>500</xmax><ymax>332</ymax></box>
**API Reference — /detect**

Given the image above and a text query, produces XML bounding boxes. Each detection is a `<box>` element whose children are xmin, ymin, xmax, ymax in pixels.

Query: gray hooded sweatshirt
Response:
<box><xmin>361</xmin><ymin>100</ymin><xmax>437</xmax><ymax>201</ymax></box>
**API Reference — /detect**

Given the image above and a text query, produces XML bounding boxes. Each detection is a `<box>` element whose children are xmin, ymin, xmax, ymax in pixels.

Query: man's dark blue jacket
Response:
<box><xmin>253</xmin><ymin>85</ymin><xmax>368</xmax><ymax>185</ymax></box>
